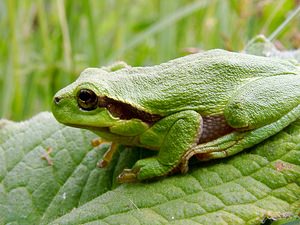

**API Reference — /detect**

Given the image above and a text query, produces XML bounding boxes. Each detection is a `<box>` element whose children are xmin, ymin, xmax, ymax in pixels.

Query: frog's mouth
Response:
<box><xmin>62</xmin><ymin>122</ymin><xmax>110</xmax><ymax>133</ymax></box>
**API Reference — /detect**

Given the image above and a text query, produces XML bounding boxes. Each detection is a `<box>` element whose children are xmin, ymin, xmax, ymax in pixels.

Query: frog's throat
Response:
<box><xmin>97</xmin><ymin>95</ymin><xmax>162</xmax><ymax>123</ymax></box>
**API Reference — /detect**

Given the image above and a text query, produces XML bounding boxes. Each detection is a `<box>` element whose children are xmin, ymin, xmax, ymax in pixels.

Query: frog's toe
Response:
<box><xmin>117</xmin><ymin>169</ymin><xmax>139</xmax><ymax>183</ymax></box>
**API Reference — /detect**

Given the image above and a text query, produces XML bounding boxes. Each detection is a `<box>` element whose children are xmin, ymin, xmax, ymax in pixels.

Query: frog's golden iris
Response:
<box><xmin>77</xmin><ymin>89</ymin><xmax>98</xmax><ymax>111</ymax></box>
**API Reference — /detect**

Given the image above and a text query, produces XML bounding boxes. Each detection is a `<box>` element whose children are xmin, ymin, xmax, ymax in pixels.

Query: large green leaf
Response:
<box><xmin>0</xmin><ymin>112</ymin><xmax>299</xmax><ymax>225</ymax></box>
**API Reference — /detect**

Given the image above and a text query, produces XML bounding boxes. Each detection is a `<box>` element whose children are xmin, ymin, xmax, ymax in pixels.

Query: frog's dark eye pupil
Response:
<box><xmin>77</xmin><ymin>89</ymin><xmax>98</xmax><ymax>111</ymax></box>
<box><xmin>78</xmin><ymin>90</ymin><xmax>92</xmax><ymax>101</ymax></box>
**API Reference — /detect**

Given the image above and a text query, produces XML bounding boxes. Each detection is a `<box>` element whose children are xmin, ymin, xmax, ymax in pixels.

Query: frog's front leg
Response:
<box><xmin>93</xmin><ymin>119</ymin><xmax>150</xmax><ymax>168</ymax></box>
<box><xmin>118</xmin><ymin>110</ymin><xmax>202</xmax><ymax>182</ymax></box>
<box><xmin>97</xmin><ymin>142</ymin><xmax>119</xmax><ymax>168</ymax></box>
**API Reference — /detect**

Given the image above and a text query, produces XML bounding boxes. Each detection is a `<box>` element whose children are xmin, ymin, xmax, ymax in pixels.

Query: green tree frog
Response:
<box><xmin>52</xmin><ymin>49</ymin><xmax>300</xmax><ymax>182</ymax></box>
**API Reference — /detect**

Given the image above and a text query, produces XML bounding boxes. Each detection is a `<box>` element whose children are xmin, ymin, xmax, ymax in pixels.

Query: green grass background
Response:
<box><xmin>0</xmin><ymin>0</ymin><xmax>299</xmax><ymax>121</ymax></box>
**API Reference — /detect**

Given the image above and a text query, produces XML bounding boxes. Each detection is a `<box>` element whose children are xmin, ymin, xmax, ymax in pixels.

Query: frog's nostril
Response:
<box><xmin>54</xmin><ymin>97</ymin><xmax>61</xmax><ymax>104</ymax></box>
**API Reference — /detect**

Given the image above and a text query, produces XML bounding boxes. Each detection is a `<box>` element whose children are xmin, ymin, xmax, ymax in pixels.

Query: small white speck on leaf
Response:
<box><xmin>129</xmin><ymin>199</ymin><xmax>140</xmax><ymax>211</ymax></box>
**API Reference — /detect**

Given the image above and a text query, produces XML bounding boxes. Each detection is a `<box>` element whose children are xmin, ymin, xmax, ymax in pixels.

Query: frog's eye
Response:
<box><xmin>77</xmin><ymin>89</ymin><xmax>98</xmax><ymax>111</ymax></box>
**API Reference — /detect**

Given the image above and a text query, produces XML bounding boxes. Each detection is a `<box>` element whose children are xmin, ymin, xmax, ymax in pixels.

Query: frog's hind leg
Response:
<box><xmin>183</xmin><ymin>103</ymin><xmax>300</xmax><ymax>166</ymax></box>
<box><xmin>225</xmin><ymin>75</ymin><xmax>300</xmax><ymax>131</ymax></box>
<box><xmin>181</xmin><ymin>74</ymin><xmax>300</xmax><ymax>168</ymax></box>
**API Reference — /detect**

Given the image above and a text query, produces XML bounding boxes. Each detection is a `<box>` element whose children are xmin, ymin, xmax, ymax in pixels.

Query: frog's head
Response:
<box><xmin>52</xmin><ymin>68</ymin><xmax>120</xmax><ymax>129</ymax></box>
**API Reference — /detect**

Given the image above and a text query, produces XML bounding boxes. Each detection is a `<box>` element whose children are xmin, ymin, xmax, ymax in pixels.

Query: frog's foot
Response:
<box><xmin>117</xmin><ymin>169</ymin><xmax>138</xmax><ymax>183</ymax></box>
<box><xmin>117</xmin><ymin>157</ymin><xmax>173</xmax><ymax>183</ymax></box>
<box><xmin>97</xmin><ymin>142</ymin><xmax>118</xmax><ymax>168</ymax></box>
<box><xmin>178</xmin><ymin>136</ymin><xmax>248</xmax><ymax>173</ymax></box>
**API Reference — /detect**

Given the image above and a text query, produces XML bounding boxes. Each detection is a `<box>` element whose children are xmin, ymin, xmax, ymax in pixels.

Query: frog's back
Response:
<box><xmin>98</xmin><ymin>49</ymin><xmax>300</xmax><ymax>116</ymax></box>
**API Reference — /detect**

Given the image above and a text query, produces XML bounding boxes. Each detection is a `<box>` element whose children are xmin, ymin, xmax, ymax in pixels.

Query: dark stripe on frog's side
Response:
<box><xmin>98</xmin><ymin>96</ymin><xmax>162</xmax><ymax>123</ymax></box>
<box><xmin>98</xmin><ymin>96</ymin><xmax>235</xmax><ymax>141</ymax></box>
<box><xmin>198</xmin><ymin>115</ymin><xmax>235</xmax><ymax>144</ymax></box>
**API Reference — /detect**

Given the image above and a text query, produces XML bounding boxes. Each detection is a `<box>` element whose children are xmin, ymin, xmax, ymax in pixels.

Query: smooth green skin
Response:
<box><xmin>52</xmin><ymin>49</ymin><xmax>300</xmax><ymax>182</ymax></box>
